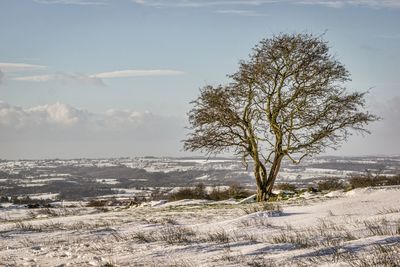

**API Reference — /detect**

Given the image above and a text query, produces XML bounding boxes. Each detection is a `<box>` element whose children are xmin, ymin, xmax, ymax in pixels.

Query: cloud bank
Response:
<box><xmin>34</xmin><ymin>0</ymin><xmax>107</xmax><ymax>5</ymax></box>
<box><xmin>13</xmin><ymin>73</ymin><xmax>105</xmax><ymax>86</ymax></box>
<box><xmin>12</xmin><ymin>69</ymin><xmax>184</xmax><ymax>86</ymax></box>
<box><xmin>0</xmin><ymin>101</ymin><xmax>186</xmax><ymax>159</ymax></box>
<box><xmin>133</xmin><ymin>0</ymin><xmax>400</xmax><ymax>9</ymax></box>
<box><xmin>0</xmin><ymin>101</ymin><xmax>88</xmax><ymax>128</ymax></box>
<box><xmin>0</xmin><ymin>63</ymin><xmax>46</xmax><ymax>72</ymax></box>
<box><xmin>215</xmin><ymin>9</ymin><xmax>267</xmax><ymax>16</ymax></box>
<box><xmin>0</xmin><ymin>69</ymin><xmax>4</xmax><ymax>85</ymax></box>
<box><xmin>1</xmin><ymin>97</ymin><xmax>399</xmax><ymax>158</ymax></box>
<box><xmin>91</xmin><ymin>69</ymin><xmax>184</xmax><ymax>79</ymax></box>
<box><xmin>0</xmin><ymin>62</ymin><xmax>47</xmax><ymax>86</ymax></box>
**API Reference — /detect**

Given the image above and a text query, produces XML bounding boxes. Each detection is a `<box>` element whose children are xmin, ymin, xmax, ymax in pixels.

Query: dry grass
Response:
<box><xmin>377</xmin><ymin>207</ymin><xmax>400</xmax><ymax>215</ymax></box>
<box><xmin>158</xmin><ymin>226</ymin><xmax>197</xmax><ymax>244</ymax></box>
<box><xmin>346</xmin><ymin>244</ymin><xmax>400</xmax><ymax>267</ymax></box>
<box><xmin>364</xmin><ymin>218</ymin><xmax>400</xmax><ymax>236</ymax></box>
<box><xmin>132</xmin><ymin>231</ymin><xmax>155</xmax><ymax>243</ymax></box>
<box><xmin>240</xmin><ymin>217</ymin><xmax>274</xmax><ymax>228</ymax></box>
<box><xmin>242</xmin><ymin>203</ymin><xmax>283</xmax><ymax>215</ymax></box>
<box><xmin>207</xmin><ymin>228</ymin><xmax>230</xmax><ymax>244</ymax></box>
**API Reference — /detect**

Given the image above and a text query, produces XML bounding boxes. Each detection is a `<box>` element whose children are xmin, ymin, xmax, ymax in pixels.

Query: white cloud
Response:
<box><xmin>297</xmin><ymin>0</ymin><xmax>400</xmax><ymax>8</ymax></box>
<box><xmin>13</xmin><ymin>73</ymin><xmax>104</xmax><ymax>86</ymax></box>
<box><xmin>0</xmin><ymin>100</ymin><xmax>182</xmax><ymax>132</ymax></box>
<box><xmin>0</xmin><ymin>100</ymin><xmax>186</xmax><ymax>158</ymax></box>
<box><xmin>13</xmin><ymin>69</ymin><xmax>184</xmax><ymax>85</ymax></box>
<box><xmin>0</xmin><ymin>69</ymin><xmax>4</xmax><ymax>85</ymax></box>
<box><xmin>0</xmin><ymin>62</ymin><xmax>47</xmax><ymax>84</ymax></box>
<box><xmin>133</xmin><ymin>0</ymin><xmax>400</xmax><ymax>8</ymax></box>
<box><xmin>0</xmin><ymin>62</ymin><xmax>46</xmax><ymax>72</ymax></box>
<box><xmin>298</xmin><ymin>1</ymin><xmax>346</xmax><ymax>8</ymax></box>
<box><xmin>28</xmin><ymin>103</ymin><xmax>88</xmax><ymax>126</ymax></box>
<box><xmin>133</xmin><ymin>0</ymin><xmax>278</xmax><ymax>7</ymax></box>
<box><xmin>0</xmin><ymin>101</ymin><xmax>88</xmax><ymax>128</ymax></box>
<box><xmin>215</xmin><ymin>9</ymin><xmax>267</xmax><ymax>16</ymax></box>
<box><xmin>34</xmin><ymin>0</ymin><xmax>107</xmax><ymax>5</ymax></box>
<box><xmin>91</xmin><ymin>69</ymin><xmax>184</xmax><ymax>79</ymax></box>
<box><xmin>12</xmin><ymin>74</ymin><xmax>55</xmax><ymax>82</ymax></box>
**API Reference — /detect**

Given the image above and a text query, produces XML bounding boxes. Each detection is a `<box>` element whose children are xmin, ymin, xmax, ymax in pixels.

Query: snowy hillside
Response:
<box><xmin>1</xmin><ymin>186</ymin><xmax>399</xmax><ymax>266</ymax></box>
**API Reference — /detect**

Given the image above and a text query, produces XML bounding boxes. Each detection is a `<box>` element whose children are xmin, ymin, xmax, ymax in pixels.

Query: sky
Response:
<box><xmin>0</xmin><ymin>0</ymin><xmax>399</xmax><ymax>159</ymax></box>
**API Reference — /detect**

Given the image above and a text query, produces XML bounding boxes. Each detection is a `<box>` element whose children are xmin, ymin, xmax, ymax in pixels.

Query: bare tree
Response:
<box><xmin>184</xmin><ymin>33</ymin><xmax>378</xmax><ymax>202</ymax></box>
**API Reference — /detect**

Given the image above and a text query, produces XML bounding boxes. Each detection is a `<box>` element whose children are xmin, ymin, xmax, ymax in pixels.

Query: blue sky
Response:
<box><xmin>0</xmin><ymin>0</ymin><xmax>399</xmax><ymax>159</ymax></box>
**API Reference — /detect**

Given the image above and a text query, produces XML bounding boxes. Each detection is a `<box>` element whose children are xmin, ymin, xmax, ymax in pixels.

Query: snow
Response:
<box><xmin>26</xmin><ymin>177</ymin><xmax>66</xmax><ymax>183</ymax></box>
<box><xmin>20</xmin><ymin>183</ymin><xmax>46</xmax><ymax>187</ymax></box>
<box><xmin>0</xmin><ymin>186</ymin><xmax>399</xmax><ymax>266</ymax></box>
<box><xmin>95</xmin><ymin>178</ymin><xmax>120</xmax><ymax>185</ymax></box>
<box><xmin>195</xmin><ymin>174</ymin><xmax>210</xmax><ymax>180</ymax></box>
<box><xmin>239</xmin><ymin>194</ymin><xmax>256</xmax><ymax>204</ymax></box>
<box><xmin>28</xmin><ymin>193</ymin><xmax>59</xmax><ymax>200</ymax></box>
<box><xmin>324</xmin><ymin>190</ymin><xmax>345</xmax><ymax>197</ymax></box>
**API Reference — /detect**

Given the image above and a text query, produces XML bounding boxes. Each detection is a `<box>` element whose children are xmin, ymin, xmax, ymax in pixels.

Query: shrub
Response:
<box><xmin>317</xmin><ymin>179</ymin><xmax>345</xmax><ymax>191</ymax></box>
<box><xmin>169</xmin><ymin>183</ymin><xmax>252</xmax><ymax>201</ymax></box>
<box><xmin>168</xmin><ymin>183</ymin><xmax>207</xmax><ymax>201</ymax></box>
<box><xmin>86</xmin><ymin>199</ymin><xmax>109</xmax><ymax>207</ymax></box>
<box><xmin>9</xmin><ymin>196</ymin><xmax>52</xmax><ymax>206</ymax></box>
<box><xmin>208</xmin><ymin>184</ymin><xmax>252</xmax><ymax>201</ymax></box>
<box><xmin>208</xmin><ymin>187</ymin><xmax>230</xmax><ymax>201</ymax></box>
<box><xmin>275</xmin><ymin>183</ymin><xmax>297</xmax><ymax>191</ymax></box>
<box><xmin>349</xmin><ymin>174</ymin><xmax>400</xmax><ymax>189</ymax></box>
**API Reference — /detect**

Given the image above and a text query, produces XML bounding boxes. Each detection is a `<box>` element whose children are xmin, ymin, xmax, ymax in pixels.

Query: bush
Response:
<box><xmin>275</xmin><ymin>183</ymin><xmax>297</xmax><ymax>191</ymax></box>
<box><xmin>317</xmin><ymin>179</ymin><xmax>345</xmax><ymax>191</ymax></box>
<box><xmin>168</xmin><ymin>183</ymin><xmax>252</xmax><ymax>201</ymax></box>
<box><xmin>168</xmin><ymin>183</ymin><xmax>207</xmax><ymax>201</ymax></box>
<box><xmin>349</xmin><ymin>174</ymin><xmax>400</xmax><ymax>189</ymax></box>
<box><xmin>209</xmin><ymin>184</ymin><xmax>252</xmax><ymax>201</ymax></box>
<box><xmin>8</xmin><ymin>196</ymin><xmax>53</xmax><ymax>207</ymax></box>
<box><xmin>208</xmin><ymin>187</ymin><xmax>230</xmax><ymax>201</ymax></box>
<box><xmin>86</xmin><ymin>199</ymin><xmax>109</xmax><ymax>207</ymax></box>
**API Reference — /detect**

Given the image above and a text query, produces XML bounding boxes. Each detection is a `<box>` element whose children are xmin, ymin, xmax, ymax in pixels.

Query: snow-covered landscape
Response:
<box><xmin>0</xmin><ymin>157</ymin><xmax>400</xmax><ymax>266</ymax></box>
<box><xmin>0</xmin><ymin>185</ymin><xmax>399</xmax><ymax>266</ymax></box>
<box><xmin>1</xmin><ymin>156</ymin><xmax>399</xmax><ymax>266</ymax></box>
<box><xmin>1</xmin><ymin>156</ymin><xmax>399</xmax><ymax>202</ymax></box>
<box><xmin>2</xmin><ymin>1</ymin><xmax>400</xmax><ymax>266</ymax></box>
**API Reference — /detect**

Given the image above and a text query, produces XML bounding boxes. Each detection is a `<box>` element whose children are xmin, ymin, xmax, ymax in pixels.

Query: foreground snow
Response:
<box><xmin>1</xmin><ymin>186</ymin><xmax>399</xmax><ymax>266</ymax></box>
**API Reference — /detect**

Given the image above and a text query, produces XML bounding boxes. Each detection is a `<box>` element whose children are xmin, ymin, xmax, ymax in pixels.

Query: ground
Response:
<box><xmin>0</xmin><ymin>186</ymin><xmax>399</xmax><ymax>266</ymax></box>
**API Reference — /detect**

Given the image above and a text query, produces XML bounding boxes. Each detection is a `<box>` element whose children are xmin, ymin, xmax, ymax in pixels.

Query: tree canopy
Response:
<box><xmin>184</xmin><ymin>33</ymin><xmax>378</xmax><ymax>201</ymax></box>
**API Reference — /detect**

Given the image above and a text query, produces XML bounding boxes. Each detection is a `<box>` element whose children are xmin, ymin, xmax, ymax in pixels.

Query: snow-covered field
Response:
<box><xmin>0</xmin><ymin>186</ymin><xmax>399</xmax><ymax>266</ymax></box>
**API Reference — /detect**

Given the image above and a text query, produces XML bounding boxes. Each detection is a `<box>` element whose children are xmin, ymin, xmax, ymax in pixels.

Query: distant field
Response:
<box><xmin>0</xmin><ymin>156</ymin><xmax>399</xmax><ymax>201</ymax></box>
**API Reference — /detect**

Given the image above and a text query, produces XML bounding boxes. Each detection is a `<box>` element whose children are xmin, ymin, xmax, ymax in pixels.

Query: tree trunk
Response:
<box><xmin>254</xmin><ymin>162</ymin><xmax>268</xmax><ymax>202</ymax></box>
<box><xmin>265</xmin><ymin>154</ymin><xmax>284</xmax><ymax>197</ymax></box>
<box><xmin>256</xmin><ymin>186</ymin><xmax>268</xmax><ymax>202</ymax></box>
<box><xmin>254</xmin><ymin>154</ymin><xmax>284</xmax><ymax>202</ymax></box>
